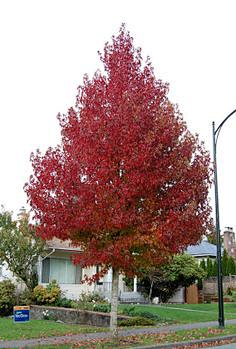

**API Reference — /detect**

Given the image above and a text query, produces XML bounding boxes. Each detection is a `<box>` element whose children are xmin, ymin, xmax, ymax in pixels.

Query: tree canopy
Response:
<box><xmin>0</xmin><ymin>209</ymin><xmax>46</xmax><ymax>291</ymax></box>
<box><xmin>25</xmin><ymin>26</ymin><xmax>211</xmax><ymax>275</ymax></box>
<box><xmin>25</xmin><ymin>25</ymin><xmax>212</xmax><ymax>333</ymax></box>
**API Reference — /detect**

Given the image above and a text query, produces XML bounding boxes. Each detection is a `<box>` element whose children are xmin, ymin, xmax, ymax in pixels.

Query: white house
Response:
<box><xmin>38</xmin><ymin>238</ymin><xmax>142</xmax><ymax>301</ymax></box>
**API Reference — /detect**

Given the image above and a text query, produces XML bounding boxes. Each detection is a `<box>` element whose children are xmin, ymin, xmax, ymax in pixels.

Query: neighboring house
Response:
<box><xmin>168</xmin><ymin>240</ymin><xmax>218</xmax><ymax>304</ymax></box>
<box><xmin>186</xmin><ymin>240</ymin><xmax>217</xmax><ymax>263</ymax></box>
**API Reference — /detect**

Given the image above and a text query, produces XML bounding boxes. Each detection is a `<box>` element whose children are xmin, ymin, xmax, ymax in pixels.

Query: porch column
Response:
<box><xmin>133</xmin><ymin>276</ymin><xmax>137</xmax><ymax>292</ymax></box>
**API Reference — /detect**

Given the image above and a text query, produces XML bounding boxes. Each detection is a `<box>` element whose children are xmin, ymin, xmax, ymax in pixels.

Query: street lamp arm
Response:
<box><xmin>212</xmin><ymin>107</ymin><xmax>236</xmax><ymax>329</ymax></box>
<box><xmin>214</xmin><ymin>108</ymin><xmax>236</xmax><ymax>135</ymax></box>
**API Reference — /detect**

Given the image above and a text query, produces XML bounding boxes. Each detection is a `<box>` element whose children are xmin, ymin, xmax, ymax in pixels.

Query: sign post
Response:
<box><xmin>13</xmin><ymin>306</ymin><xmax>30</xmax><ymax>323</ymax></box>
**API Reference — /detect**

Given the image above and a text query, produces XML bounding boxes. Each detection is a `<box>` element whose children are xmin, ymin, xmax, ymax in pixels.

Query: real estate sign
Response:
<box><xmin>13</xmin><ymin>306</ymin><xmax>30</xmax><ymax>322</ymax></box>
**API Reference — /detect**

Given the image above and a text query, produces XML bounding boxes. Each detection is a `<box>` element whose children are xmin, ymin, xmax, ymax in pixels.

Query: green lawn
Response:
<box><xmin>0</xmin><ymin>318</ymin><xmax>107</xmax><ymax>340</ymax></box>
<box><xmin>119</xmin><ymin>302</ymin><xmax>236</xmax><ymax>323</ymax></box>
<box><xmin>2</xmin><ymin>303</ymin><xmax>236</xmax><ymax>344</ymax></box>
<box><xmin>15</xmin><ymin>325</ymin><xmax>236</xmax><ymax>348</ymax></box>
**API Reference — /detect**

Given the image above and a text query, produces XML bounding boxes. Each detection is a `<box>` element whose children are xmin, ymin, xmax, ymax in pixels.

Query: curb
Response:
<box><xmin>127</xmin><ymin>334</ymin><xmax>236</xmax><ymax>349</ymax></box>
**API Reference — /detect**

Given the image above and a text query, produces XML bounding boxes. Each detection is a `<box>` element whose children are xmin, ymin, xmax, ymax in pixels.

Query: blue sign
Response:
<box><xmin>13</xmin><ymin>306</ymin><xmax>30</xmax><ymax>322</ymax></box>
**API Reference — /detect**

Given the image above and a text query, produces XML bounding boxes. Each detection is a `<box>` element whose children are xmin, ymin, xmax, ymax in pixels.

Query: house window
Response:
<box><xmin>96</xmin><ymin>265</ymin><xmax>103</xmax><ymax>285</ymax></box>
<box><xmin>42</xmin><ymin>257</ymin><xmax>82</xmax><ymax>284</ymax></box>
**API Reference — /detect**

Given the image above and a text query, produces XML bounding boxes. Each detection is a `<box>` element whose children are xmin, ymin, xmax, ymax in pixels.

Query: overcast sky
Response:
<box><xmin>1</xmin><ymin>0</ymin><xmax>236</xmax><ymax>233</ymax></box>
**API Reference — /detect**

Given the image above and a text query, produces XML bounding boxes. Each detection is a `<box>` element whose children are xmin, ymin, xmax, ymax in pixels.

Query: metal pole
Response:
<box><xmin>212</xmin><ymin>121</ymin><xmax>224</xmax><ymax>328</ymax></box>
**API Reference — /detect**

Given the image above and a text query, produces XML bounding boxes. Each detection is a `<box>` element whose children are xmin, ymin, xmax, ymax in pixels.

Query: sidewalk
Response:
<box><xmin>1</xmin><ymin>320</ymin><xmax>236</xmax><ymax>348</ymax></box>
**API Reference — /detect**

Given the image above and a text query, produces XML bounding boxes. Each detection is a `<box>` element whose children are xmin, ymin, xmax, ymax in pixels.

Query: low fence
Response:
<box><xmin>203</xmin><ymin>275</ymin><xmax>236</xmax><ymax>295</ymax></box>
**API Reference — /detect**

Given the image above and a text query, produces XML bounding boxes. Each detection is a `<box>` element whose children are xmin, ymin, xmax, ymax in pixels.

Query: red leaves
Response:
<box><xmin>25</xmin><ymin>25</ymin><xmax>212</xmax><ymax>277</ymax></box>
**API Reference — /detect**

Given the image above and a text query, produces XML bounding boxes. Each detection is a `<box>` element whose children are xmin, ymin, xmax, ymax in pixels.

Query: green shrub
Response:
<box><xmin>78</xmin><ymin>291</ymin><xmax>106</xmax><ymax>303</ymax></box>
<box><xmin>118</xmin><ymin>316</ymin><xmax>155</xmax><ymax>326</ymax></box>
<box><xmin>120</xmin><ymin>306</ymin><xmax>161</xmax><ymax>322</ymax></box>
<box><xmin>0</xmin><ymin>279</ymin><xmax>16</xmax><ymax>316</ymax></box>
<box><xmin>18</xmin><ymin>288</ymin><xmax>33</xmax><ymax>305</ymax></box>
<box><xmin>54</xmin><ymin>297</ymin><xmax>73</xmax><ymax>308</ymax></box>
<box><xmin>231</xmin><ymin>291</ymin><xmax>236</xmax><ymax>302</ymax></box>
<box><xmin>93</xmin><ymin>303</ymin><xmax>111</xmax><ymax>313</ymax></box>
<box><xmin>131</xmin><ymin>310</ymin><xmax>161</xmax><ymax>322</ymax></box>
<box><xmin>70</xmin><ymin>300</ymin><xmax>80</xmax><ymax>309</ymax></box>
<box><xmin>76</xmin><ymin>291</ymin><xmax>110</xmax><ymax>312</ymax></box>
<box><xmin>76</xmin><ymin>301</ymin><xmax>95</xmax><ymax>311</ymax></box>
<box><xmin>120</xmin><ymin>305</ymin><xmax>136</xmax><ymax>316</ymax></box>
<box><xmin>33</xmin><ymin>280</ymin><xmax>61</xmax><ymax>305</ymax></box>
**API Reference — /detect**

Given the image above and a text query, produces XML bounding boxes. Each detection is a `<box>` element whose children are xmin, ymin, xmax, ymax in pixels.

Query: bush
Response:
<box><xmin>78</xmin><ymin>291</ymin><xmax>106</xmax><ymax>303</ymax></box>
<box><xmin>93</xmin><ymin>303</ymin><xmax>111</xmax><ymax>313</ymax></box>
<box><xmin>18</xmin><ymin>288</ymin><xmax>33</xmax><ymax>305</ymax></box>
<box><xmin>120</xmin><ymin>306</ymin><xmax>161</xmax><ymax>322</ymax></box>
<box><xmin>33</xmin><ymin>280</ymin><xmax>61</xmax><ymax>305</ymax></box>
<box><xmin>118</xmin><ymin>316</ymin><xmax>155</xmax><ymax>327</ymax></box>
<box><xmin>75</xmin><ymin>291</ymin><xmax>110</xmax><ymax>312</ymax></box>
<box><xmin>231</xmin><ymin>291</ymin><xmax>236</xmax><ymax>302</ymax></box>
<box><xmin>54</xmin><ymin>297</ymin><xmax>73</xmax><ymax>308</ymax></box>
<box><xmin>76</xmin><ymin>301</ymin><xmax>95</xmax><ymax>311</ymax></box>
<box><xmin>131</xmin><ymin>310</ymin><xmax>161</xmax><ymax>322</ymax></box>
<box><xmin>70</xmin><ymin>300</ymin><xmax>80</xmax><ymax>309</ymax></box>
<box><xmin>120</xmin><ymin>305</ymin><xmax>136</xmax><ymax>316</ymax></box>
<box><xmin>0</xmin><ymin>279</ymin><xmax>16</xmax><ymax>316</ymax></box>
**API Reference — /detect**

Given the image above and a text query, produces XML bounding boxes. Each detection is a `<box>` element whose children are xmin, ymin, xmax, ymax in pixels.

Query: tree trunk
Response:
<box><xmin>110</xmin><ymin>267</ymin><xmax>119</xmax><ymax>340</ymax></box>
<box><xmin>148</xmin><ymin>279</ymin><xmax>154</xmax><ymax>303</ymax></box>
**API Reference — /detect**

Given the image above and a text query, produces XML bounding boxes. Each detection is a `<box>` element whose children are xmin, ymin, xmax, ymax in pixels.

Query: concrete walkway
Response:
<box><xmin>1</xmin><ymin>319</ymin><xmax>236</xmax><ymax>348</ymax></box>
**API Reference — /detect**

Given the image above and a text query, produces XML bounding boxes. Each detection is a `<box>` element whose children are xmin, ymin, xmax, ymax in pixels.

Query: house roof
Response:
<box><xmin>46</xmin><ymin>238</ymin><xmax>82</xmax><ymax>252</ymax></box>
<box><xmin>186</xmin><ymin>240</ymin><xmax>217</xmax><ymax>258</ymax></box>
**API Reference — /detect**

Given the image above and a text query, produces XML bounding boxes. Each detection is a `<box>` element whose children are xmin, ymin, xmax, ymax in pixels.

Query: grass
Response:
<box><xmin>3</xmin><ymin>302</ymin><xmax>236</xmax><ymax>347</ymax></box>
<box><xmin>119</xmin><ymin>302</ymin><xmax>236</xmax><ymax>323</ymax></box>
<box><xmin>0</xmin><ymin>318</ymin><xmax>107</xmax><ymax>340</ymax></box>
<box><xmin>13</xmin><ymin>325</ymin><xmax>236</xmax><ymax>348</ymax></box>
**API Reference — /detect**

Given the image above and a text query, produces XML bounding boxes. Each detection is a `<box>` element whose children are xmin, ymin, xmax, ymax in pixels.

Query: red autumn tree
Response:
<box><xmin>25</xmin><ymin>25</ymin><xmax>211</xmax><ymax>334</ymax></box>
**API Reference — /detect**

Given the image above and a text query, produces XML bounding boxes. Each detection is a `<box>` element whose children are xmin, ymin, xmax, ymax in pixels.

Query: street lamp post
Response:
<box><xmin>212</xmin><ymin>108</ymin><xmax>236</xmax><ymax>329</ymax></box>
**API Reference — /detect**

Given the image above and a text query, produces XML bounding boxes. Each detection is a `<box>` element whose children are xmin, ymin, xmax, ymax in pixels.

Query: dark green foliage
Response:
<box><xmin>120</xmin><ymin>305</ymin><xmax>136</xmax><ymax>315</ymax></box>
<box><xmin>0</xmin><ymin>280</ymin><xmax>16</xmax><ymax>316</ymax></box>
<box><xmin>199</xmin><ymin>259</ymin><xmax>206</xmax><ymax>271</ymax></box>
<box><xmin>206</xmin><ymin>257</ymin><xmax>213</xmax><ymax>278</ymax></box>
<box><xmin>227</xmin><ymin>256</ymin><xmax>236</xmax><ymax>275</ymax></box>
<box><xmin>138</xmin><ymin>254</ymin><xmax>206</xmax><ymax>303</ymax></box>
<box><xmin>212</xmin><ymin>260</ymin><xmax>217</xmax><ymax>276</ymax></box>
<box><xmin>197</xmin><ymin>278</ymin><xmax>203</xmax><ymax>290</ymax></box>
<box><xmin>122</xmin><ymin>276</ymin><xmax>133</xmax><ymax>291</ymax></box>
<box><xmin>219</xmin><ymin>249</ymin><xmax>236</xmax><ymax>276</ymax></box>
<box><xmin>54</xmin><ymin>297</ymin><xmax>73</xmax><ymax>308</ymax></box>
<box><xmin>93</xmin><ymin>303</ymin><xmax>111</xmax><ymax>313</ymax></box>
<box><xmin>138</xmin><ymin>274</ymin><xmax>176</xmax><ymax>303</ymax></box>
<box><xmin>118</xmin><ymin>316</ymin><xmax>155</xmax><ymax>326</ymax></box>
<box><xmin>203</xmin><ymin>250</ymin><xmax>236</xmax><ymax>278</ymax></box>
<box><xmin>18</xmin><ymin>288</ymin><xmax>33</xmax><ymax>306</ymax></box>
<box><xmin>120</xmin><ymin>305</ymin><xmax>161</xmax><ymax>321</ymax></box>
<box><xmin>222</xmin><ymin>250</ymin><xmax>228</xmax><ymax>276</ymax></box>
